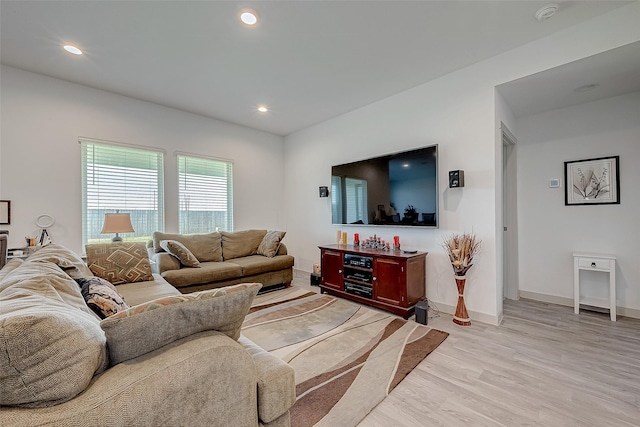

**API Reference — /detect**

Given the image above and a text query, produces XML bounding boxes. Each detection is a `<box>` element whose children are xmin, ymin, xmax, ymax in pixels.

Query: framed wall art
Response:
<box><xmin>564</xmin><ymin>156</ymin><xmax>619</xmax><ymax>206</ymax></box>
<box><xmin>0</xmin><ymin>200</ymin><xmax>10</xmax><ymax>224</ymax></box>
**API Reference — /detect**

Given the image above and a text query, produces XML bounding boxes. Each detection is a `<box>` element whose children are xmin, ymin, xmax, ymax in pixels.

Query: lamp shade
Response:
<box><xmin>101</xmin><ymin>213</ymin><xmax>134</xmax><ymax>234</ymax></box>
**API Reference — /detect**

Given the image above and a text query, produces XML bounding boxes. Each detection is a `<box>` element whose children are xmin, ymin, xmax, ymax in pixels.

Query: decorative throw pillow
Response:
<box><xmin>257</xmin><ymin>231</ymin><xmax>286</xmax><ymax>258</ymax></box>
<box><xmin>76</xmin><ymin>277</ymin><xmax>129</xmax><ymax>319</ymax></box>
<box><xmin>86</xmin><ymin>242</ymin><xmax>153</xmax><ymax>285</ymax></box>
<box><xmin>100</xmin><ymin>282</ymin><xmax>262</xmax><ymax>365</ymax></box>
<box><xmin>159</xmin><ymin>239</ymin><xmax>200</xmax><ymax>268</ymax></box>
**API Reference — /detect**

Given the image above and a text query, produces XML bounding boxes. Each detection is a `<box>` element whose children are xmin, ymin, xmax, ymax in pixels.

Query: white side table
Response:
<box><xmin>573</xmin><ymin>252</ymin><xmax>616</xmax><ymax>321</ymax></box>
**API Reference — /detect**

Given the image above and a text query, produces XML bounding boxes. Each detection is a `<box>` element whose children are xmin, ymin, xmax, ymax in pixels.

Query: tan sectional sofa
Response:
<box><xmin>0</xmin><ymin>244</ymin><xmax>296</xmax><ymax>427</ymax></box>
<box><xmin>148</xmin><ymin>229</ymin><xmax>295</xmax><ymax>293</ymax></box>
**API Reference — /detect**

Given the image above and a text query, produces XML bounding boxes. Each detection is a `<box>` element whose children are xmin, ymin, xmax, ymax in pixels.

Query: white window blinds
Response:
<box><xmin>80</xmin><ymin>139</ymin><xmax>164</xmax><ymax>246</ymax></box>
<box><xmin>178</xmin><ymin>154</ymin><xmax>233</xmax><ymax>234</ymax></box>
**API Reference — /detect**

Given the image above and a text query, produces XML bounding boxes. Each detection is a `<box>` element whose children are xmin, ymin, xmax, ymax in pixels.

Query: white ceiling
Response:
<box><xmin>497</xmin><ymin>41</ymin><xmax>640</xmax><ymax>118</ymax></box>
<box><xmin>0</xmin><ymin>1</ymin><xmax>633</xmax><ymax>136</ymax></box>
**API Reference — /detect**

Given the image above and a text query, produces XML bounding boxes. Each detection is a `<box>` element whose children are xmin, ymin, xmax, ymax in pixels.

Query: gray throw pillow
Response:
<box><xmin>100</xmin><ymin>282</ymin><xmax>262</xmax><ymax>365</ymax></box>
<box><xmin>159</xmin><ymin>239</ymin><xmax>200</xmax><ymax>267</ymax></box>
<box><xmin>257</xmin><ymin>231</ymin><xmax>286</xmax><ymax>258</ymax></box>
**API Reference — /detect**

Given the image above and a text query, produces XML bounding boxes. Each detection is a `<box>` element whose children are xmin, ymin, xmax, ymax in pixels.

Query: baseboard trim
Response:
<box><xmin>432</xmin><ymin>301</ymin><xmax>502</xmax><ymax>326</ymax></box>
<box><xmin>518</xmin><ymin>290</ymin><xmax>640</xmax><ymax>320</ymax></box>
<box><xmin>518</xmin><ymin>291</ymin><xmax>573</xmax><ymax>307</ymax></box>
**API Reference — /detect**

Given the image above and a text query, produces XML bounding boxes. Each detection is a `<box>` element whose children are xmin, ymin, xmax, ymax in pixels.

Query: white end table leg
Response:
<box><xmin>610</xmin><ymin>260</ymin><xmax>616</xmax><ymax>321</ymax></box>
<box><xmin>574</xmin><ymin>257</ymin><xmax>580</xmax><ymax>315</ymax></box>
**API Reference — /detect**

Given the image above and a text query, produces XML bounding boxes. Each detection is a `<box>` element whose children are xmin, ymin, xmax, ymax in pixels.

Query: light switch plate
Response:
<box><xmin>548</xmin><ymin>178</ymin><xmax>560</xmax><ymax>188</ymax></box>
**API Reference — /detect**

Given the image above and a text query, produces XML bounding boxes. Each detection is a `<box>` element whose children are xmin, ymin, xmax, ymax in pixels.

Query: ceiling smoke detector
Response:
<box><xmin>535</xmin><ymin>4</ymin><xmax>559</xmax><ymax>21</ymax></box>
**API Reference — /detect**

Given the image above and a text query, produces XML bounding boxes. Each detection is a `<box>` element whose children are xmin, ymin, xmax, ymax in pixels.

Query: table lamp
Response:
<box><xmin>101</xmin><ymin>212</ymin><xmax>134</xmax><ymax>242</ymax></box>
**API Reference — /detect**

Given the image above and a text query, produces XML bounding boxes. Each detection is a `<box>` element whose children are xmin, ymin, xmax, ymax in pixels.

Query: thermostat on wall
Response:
<box><xmin>548</xmin><ymin>179</ymin><xmax>560</xmax><ymax>188</ymax></box>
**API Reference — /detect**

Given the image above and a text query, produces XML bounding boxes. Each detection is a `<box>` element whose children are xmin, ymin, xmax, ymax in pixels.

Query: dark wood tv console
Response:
<box><xmin>318</xmin><ymin>244</ymin><xmax>427</xmax><ymax>319</ymax></box>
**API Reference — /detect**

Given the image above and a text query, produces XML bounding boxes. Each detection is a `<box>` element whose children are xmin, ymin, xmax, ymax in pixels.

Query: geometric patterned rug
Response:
<box><xmin>242</xmin><ymin>287</ymin><xmax>448</xmax><ymax>427</ymax></box>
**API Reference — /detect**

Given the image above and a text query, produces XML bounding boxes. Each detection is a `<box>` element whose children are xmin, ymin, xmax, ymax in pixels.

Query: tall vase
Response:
<box><xmin>453</xmin><ymin>275</ymin><xmax>471</xmax><ymax>326</ymax></box>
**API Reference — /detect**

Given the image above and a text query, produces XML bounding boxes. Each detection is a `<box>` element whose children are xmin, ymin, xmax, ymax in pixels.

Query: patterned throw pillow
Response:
<box><xmin>257</xmin><ymin>231</ymin><xmax>286</xmax><ymax>258</ymax></box>
<box><xmin>86</xmin><ymin>242</ymin><xmax>153</xmax><ymax>285</ymax></box>
<box><xmin>76</xmin><ymin>277</ymin><xmax>129</xmax><ymax>319</ymax></box>
<box><xmin>101</xmin><ymin>282</ymin><xmax>262</xmax><ymax>365</ymax></box>
<box><xmin>159</xmin><ymin>239</ymin><xmax>200</xmax><ymax>268</ymax></box>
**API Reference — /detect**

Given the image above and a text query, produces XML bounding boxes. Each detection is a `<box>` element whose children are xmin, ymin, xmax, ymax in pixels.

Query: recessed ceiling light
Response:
<box><xmin>574</xmin><ymin>83</ymin><xmax>600</xmax><ymax>93</ymax></box>
<box><xmin>63</xmin><ymin>45</ymin><xmax>82</xmax><ymax>55</ymax></box>
<box><xmin>535</xmin><ymin>4</ymin><xmax>559</xmax><ymax>21</ymax></box>
<box><xmin>403</xmin><ymin>163</ymin><xmax>410</xmax><ymax>168</ymax></box>
<box><xmin>257</xmin><ymin>105</ymin><xmax>268</xmax><ymax>113</ymax></box>
<box><xmin>240</xmin><ymin>10</ymin><xmax>259</xmax><ymax>26</ymax></box>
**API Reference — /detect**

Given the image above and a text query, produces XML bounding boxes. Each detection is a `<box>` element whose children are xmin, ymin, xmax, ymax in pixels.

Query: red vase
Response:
<box><xmin>453</xmin><ymin>275</ymin><xmax>471</xmax><ymax>326</ymax></box>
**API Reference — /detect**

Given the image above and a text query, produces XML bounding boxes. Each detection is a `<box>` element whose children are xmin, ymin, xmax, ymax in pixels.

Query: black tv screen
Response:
<box><xmin>331</xmin><ymin>145</ymin><xmax>438</xmax><ymax>227</ymax></box>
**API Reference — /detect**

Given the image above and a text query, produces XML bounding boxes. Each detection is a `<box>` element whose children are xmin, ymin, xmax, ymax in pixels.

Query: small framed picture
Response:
<box><xmin>0</xmin><ymin>200</ymin><xmax>10</xmax><ymax>225</ymax></box>
<box><xmin>564</xmin><ymin>156</ymin><xmax>619</xmax><ymax>206</ymax></box>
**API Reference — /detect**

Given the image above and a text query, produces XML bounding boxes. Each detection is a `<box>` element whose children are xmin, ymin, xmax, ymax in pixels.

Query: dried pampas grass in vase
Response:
<box><xmin>442</xmin><ymin>232</ymin><xmax>481</xmax><ymax>326</ymax></box>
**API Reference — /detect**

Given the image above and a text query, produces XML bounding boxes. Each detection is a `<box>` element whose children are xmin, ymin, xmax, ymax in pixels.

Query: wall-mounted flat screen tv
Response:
<box><xmin>331</xmin><ymin>145</ymin><xmax>438</xmax><ymax>227</ymax></box>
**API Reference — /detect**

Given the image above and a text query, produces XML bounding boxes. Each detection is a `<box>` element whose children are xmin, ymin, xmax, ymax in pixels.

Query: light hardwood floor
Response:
<box><xmin>291</xmin><ymin>270</ymin><xmax>640</xmax><ymax>427</ymax></box>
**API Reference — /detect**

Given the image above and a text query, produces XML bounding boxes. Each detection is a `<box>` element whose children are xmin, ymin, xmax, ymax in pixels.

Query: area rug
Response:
<box><xmin>243</xmin><ymin>287</ymin><xmax>449</xmax><ymax>427</ymax></box>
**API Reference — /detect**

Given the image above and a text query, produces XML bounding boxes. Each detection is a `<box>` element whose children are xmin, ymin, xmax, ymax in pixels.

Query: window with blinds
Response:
<box><xmin>81</xmin><ymin>140</ymin><xmax>164</xmax><ymax>247</ymax></box>
<box><xmin>178</xmin><ymin>154</ymin><xmax>233</xmax><ymax>234</ymax></box>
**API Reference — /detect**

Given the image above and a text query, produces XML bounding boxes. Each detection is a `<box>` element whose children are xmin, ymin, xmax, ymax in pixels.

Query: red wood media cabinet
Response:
<box><xmin>318</xmin><ymin>244</ymin><xmax>427</xmax><ymax>319</ymax></box>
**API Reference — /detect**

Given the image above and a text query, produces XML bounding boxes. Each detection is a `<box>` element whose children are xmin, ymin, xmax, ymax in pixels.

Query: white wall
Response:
<box><xmin>283</xmin><ymin>3</ymin><xmax>640</xmax><ymax>324</ymax></box>
<box><xmin>517</xmin><ymin>91</ymin><xmax>640</xmax><ymax>312</ymax></box>
<box><xmin>0</xmin><ymin>66</ymin><xmax>285</xmax><ymax>255</ymax></box>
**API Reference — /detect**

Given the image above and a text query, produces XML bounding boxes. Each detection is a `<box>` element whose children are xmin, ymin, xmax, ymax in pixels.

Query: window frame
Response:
<box><xmin>80</xmin><ymin>138</ymin><xmax>165</xmax><ymax>247</ymax></box>
<box><xmin>177</xmin><ymin>152</ymin><xmax>234</xmax><ymax>234</ymax></box>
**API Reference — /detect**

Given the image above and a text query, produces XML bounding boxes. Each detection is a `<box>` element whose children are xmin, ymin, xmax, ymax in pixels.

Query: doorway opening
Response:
<box><xmin>501</xmin><ymin>123</ymin><xmax>519</xmax><ymax>301</ymax></box>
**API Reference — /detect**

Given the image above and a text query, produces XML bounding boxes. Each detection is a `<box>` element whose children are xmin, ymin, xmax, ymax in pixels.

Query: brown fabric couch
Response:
<box><xmin>148</xmin><ymin>229</ymin><xmax>295</xmax><ymax>293</ymax></box>
<box><xmin>0</xmin><ymin>244</ymin><xmax>296</xmax><ymax>427</ymax></box>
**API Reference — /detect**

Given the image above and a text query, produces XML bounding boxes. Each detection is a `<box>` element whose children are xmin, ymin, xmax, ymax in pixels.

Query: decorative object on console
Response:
<box><xmin>0</xmin><ymin>200</ymin><xmax>10</xmax><ymax>225</ymax></box>
<box><xmin>393</xmin><ymin>235</ymin><xmax>400</xmax><ymax>250</ymax></box>
<box><xmin>101</xmin><ymin>212</ymin><xmax>134</xmax><ymax>242</ymax></box>
<box><xmin>360</xmin><ymin>234</ymin><xmax>390</xmax><ymax>250</ymax></box>
<box><xmin>564</xmin><ymin>156</ymin><xmax>619</xmax><ymax>205</ymax></box>
<box><xmin>353</xmin><ymin>233</ymin><xmax>360</xmax><ymax>246</ymax></box>
<box><xmin>442</xmin><ymin>232</ymin><xmax>481</xmax><ymax>326</ymax></box>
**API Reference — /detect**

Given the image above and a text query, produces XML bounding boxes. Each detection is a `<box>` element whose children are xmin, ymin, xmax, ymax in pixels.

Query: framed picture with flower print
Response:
<box><xmin>564</xmin><ymin>156</ymin><xmax>619</xmax><ymax>206</ymax></box>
